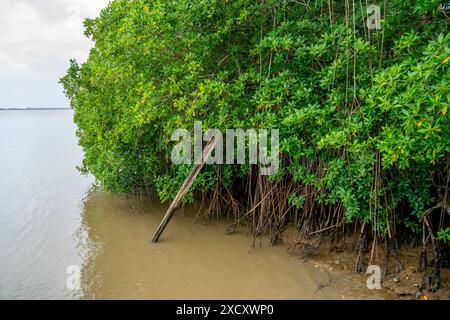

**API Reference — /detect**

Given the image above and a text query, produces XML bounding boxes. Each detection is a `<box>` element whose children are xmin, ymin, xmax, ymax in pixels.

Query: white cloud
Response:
<box><xmin>0</xmin><ymin>0</ymin><xmax>110</xmax><ymax>107</ymax></box>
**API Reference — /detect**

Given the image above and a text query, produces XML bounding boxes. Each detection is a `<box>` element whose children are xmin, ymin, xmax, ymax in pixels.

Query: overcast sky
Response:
<box><xmin>0</xmin><ymin>0</ymin><xmax>110</xmax><ymax>108</ymax></box>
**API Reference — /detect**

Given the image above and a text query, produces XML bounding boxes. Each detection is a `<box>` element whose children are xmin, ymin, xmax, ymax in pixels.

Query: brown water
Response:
<box><xmin>0</xmin><ymin>110</ymin><xmax>387</xmax><ymax>299</ymax></box>
<box><xmin>79</xmin><ymin>193</ymin><xmax>334</xmax><ymax>299</ymax></box>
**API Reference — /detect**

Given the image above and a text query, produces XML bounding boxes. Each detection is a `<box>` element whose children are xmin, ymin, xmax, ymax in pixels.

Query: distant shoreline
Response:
<box><xmin>0</xmin><ymin>108</ymin><xmax>71</xmax><ymax>111</ymax></box>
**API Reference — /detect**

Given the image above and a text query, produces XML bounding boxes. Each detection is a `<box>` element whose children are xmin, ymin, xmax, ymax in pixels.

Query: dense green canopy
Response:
<box><xmin>61</xmin><ymin>0</ymin><xmax>450</xmax><ymax>243</ymax></box>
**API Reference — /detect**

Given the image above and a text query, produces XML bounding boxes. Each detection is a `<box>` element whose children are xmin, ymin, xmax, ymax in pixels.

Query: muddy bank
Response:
<box><xmin>78</xmin><ymin>192</ymin><xmax>394</xmax><ymax>299</ymax></box>
<box><xmin>281</xmin><ymin>226</ymin><xmax>450</xmax><ymax>300</ymax></box>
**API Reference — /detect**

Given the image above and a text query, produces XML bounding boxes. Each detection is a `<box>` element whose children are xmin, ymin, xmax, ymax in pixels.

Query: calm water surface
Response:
<box><xmin>0</xmin><ymin>110</ymin><xmax>92</xmax><ymax>299</ymax></box>
<box><xmin>0</xmin><ymin>110</ymin><xmax>384</xmax><ymax>299</ymax></box>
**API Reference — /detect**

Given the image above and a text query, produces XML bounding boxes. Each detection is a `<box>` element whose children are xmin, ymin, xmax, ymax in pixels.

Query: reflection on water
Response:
<box><xmin>0</xmin><ymin>110</ymin><xmax>387</xmax><ymax>300</ymax></box>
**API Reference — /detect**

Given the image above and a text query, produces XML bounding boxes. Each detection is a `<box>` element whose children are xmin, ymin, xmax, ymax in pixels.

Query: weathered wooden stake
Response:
<box><xmin>151</xmin><ymin>137</ymin><xmax>217</xmax><ymax>243</ymax></box>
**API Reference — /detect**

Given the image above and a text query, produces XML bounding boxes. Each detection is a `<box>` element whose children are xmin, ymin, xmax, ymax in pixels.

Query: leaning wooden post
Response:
<box><xmin>151</xmin><ymin>137</ymin><xmax>217</xmax><ymax>243</ymax></box>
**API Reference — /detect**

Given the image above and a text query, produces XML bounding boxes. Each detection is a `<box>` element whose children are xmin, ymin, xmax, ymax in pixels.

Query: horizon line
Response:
<box><xmin>0</xmin><ymin>107</ymin><xmax>71</xmax><ymax>110</ymax></box>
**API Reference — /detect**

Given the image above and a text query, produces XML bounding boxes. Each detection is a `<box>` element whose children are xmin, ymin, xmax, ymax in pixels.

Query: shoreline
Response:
<box><xmin>280</xmin><ymin>227</ymin><xmax>450</xmax><ymax>300</ymax></box>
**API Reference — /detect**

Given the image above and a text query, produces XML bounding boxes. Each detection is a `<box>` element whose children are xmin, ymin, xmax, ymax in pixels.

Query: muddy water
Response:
<box><xmin>79</xmin><ymin>193</ymin><xmax>387</xmax><ymax>300</ymax></box>
<box><xmin>0</xmin><ymin>110</ymin><xmax>388</xmax><ymax>299</ymax></box>
<box><xmin>79</xmin><ymin>193</ymin><xmax>327</xmax><ymax>299</ymax></box>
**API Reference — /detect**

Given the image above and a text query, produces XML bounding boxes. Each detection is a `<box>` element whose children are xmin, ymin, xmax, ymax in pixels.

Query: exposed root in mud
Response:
<box><xmin>290</xmin><ymin>237</ymin><xmax>323</xmax><ymax>261</ymax></box>
<box><xmin>354</xmin><ymin>224</ymin><xmax>367</xmax><ymax>274</ymax></box>
<box><xmin>384</xmin><ymin>238</ymin><xmax>404</xmax><ymax>277</ymax></box>
<box><xmin>419</xmin><ymin>201</ymin><xmax>450</xmax><ymax>292</ymax></box>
